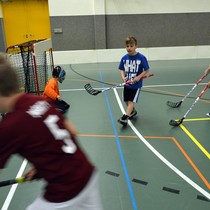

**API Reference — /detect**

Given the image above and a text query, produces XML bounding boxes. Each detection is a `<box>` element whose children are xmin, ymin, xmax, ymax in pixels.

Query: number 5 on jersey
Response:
<box><xmin>44</xmin><ymin>115</ymin><xmax>77</xmax><ymax>154</ymax></box>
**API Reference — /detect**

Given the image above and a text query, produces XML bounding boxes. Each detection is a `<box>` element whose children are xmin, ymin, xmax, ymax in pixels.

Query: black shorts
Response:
<box><xmin>55</xmin><ymin>99</ymin><xmax>70</xmax><ymax>113</ymax></box>
<box><xmin>123</xmin><ymin>86</ymin><xmax>141</xmax><ymax>103</ymax></box>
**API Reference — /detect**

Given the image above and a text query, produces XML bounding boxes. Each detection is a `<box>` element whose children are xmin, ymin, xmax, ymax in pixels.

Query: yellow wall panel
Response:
<box><xmin>1</xmin><ymin>0</ymin><xmax>51</xmax><ymax>47</ymax></box>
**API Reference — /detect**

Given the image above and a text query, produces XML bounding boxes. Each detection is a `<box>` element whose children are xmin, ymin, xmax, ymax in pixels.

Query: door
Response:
<box><xmin>1</xmin><ymin>0</ymin><xmax>51</xmax><ymax>47</ymax></box>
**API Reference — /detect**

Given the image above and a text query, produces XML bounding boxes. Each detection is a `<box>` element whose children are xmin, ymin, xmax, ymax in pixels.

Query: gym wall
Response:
<box><xmin>49</xmin><ymin>0</ymin><xmax>210</xmax><ymax>51</ymax></box>
<box><xmin>0</xmin><ymin>0</ymin><xmax>210</xmax><ymax>63</ymax></box>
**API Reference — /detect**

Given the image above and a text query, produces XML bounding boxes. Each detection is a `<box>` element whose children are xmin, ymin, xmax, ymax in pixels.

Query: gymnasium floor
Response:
<box><xmin>1</xmin><ymin>59</ymin><xmax>210</xmax><ymax>210</ymax></box>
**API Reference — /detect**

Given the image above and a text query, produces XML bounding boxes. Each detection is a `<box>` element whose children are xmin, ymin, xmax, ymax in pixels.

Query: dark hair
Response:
<box><xmin>52</xmin><ymin>66</ymin><xmax>62</xmax><ymax>78</ymax></box>
<box><xmin>125</xmin><ymin>36</ymin><xmax>137</xmax><ymax>45</ymax></box>
<box><xmin>0</xmin><ymin>54</ymin><xmax>19</xmax><ymax>96</ymax></box>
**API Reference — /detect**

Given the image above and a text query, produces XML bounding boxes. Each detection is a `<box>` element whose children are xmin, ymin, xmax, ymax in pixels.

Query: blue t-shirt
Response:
<box><xmin>118</xmin><ymin>52</ymin><xmax>149</xmax><ymax>89</ymax></box>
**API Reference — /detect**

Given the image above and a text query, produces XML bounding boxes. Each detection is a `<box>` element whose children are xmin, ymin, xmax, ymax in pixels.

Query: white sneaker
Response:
<box><xmin>206</xmin><ymin>113</ymin><xmax>210</xmax><ymax>117</ymax></box>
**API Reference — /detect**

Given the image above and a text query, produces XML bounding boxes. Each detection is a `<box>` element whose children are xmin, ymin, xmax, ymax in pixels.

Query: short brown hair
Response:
<box><xmin>0</xmin><ymin>54</ymin><xmax>19</xmax><ymax>96</ymax></box>
<box><xmin>125</xmin><ymin>36</ymin><xmax>137</xmax><ymax>45</ymax></box>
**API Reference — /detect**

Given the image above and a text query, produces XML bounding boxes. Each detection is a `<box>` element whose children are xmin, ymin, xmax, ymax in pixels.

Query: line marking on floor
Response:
<box><xmin>143</xmin><ymin>87</ymin><xmax>210</xmax><ymax>104</ymax></box>
<box><xmin>143</xmin><ymin>87</ymin><xmax>184</xmax><ymax>97</ymax></box>
<box><xmin>100</xmin><ymin>72</ymin><xmax>137</xmax><ymax>210</ymax></box>
<box><xmin>170</xmin><ymin>136</ymin><xmax>210</xmax><ymax>189</ymax></box>
<box><xmin>2</xmin><ymin>159</ymin><xmax>28</xmax><ymax>210</ymax></box>
<box><xmin>78</xmin><ymin>134</ymin><xmax>210</xmax><ymax>190</ymax></box>
<box><xmin>162</xmin><ymin>186</ymin><xmax>180</xmax><ymax>194</ymax></box>
<box><xmin>147</xmin><ymin>136</ymin><xmax>210</xmax><ymax>190</ymax></box>
<box><xmin>179</xmin><ymin>118</ymin><xmax>210</xmax><ymax>159</ymax></box>
<box><xmin>113</xmin><ymin>88</ymin><xmax>210</xmax><ymax>200</ymax></box>
<box><xmin>61</xmin><ymin>85</ymin><xmax>210</xmax><ymax>104</ymax></box>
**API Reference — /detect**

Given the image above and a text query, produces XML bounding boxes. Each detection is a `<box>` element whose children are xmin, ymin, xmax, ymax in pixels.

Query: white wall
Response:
<box><xmin>53</xmin><ymin>45</ymin><xmax>210</xmax><ymax>65</ymax></box>
<box><xmin>1</xmin><ymin>1</ymin><xmax>209</xmax><ymax>63</ymax></box>
<box><xmin>48</xmin><ymin>0</ymin><xmax>105</xmax><ymax>16</ymax></box>
<box><xmin>48</xmin><ymin>0</ymin><xmax>210</xmax><ymax>16</ymax></box>
<box><xmin>105</xmin><ymin>0</ymin><xmax>210</xmax><ymax>14</ymax></box>
<box><xmin>48</xmin><ymin>0</ymin><xmax>210</xmax><ymax>64</ymax></box>
<box><xmin>48</xmin><ymin>0</ymin><xmax>95</xmax><ymax>16</ymax></box>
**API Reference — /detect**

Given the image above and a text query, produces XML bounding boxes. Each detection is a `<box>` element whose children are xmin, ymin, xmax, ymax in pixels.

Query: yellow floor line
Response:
<box><xmin>180</xmin><ymin>124</ymin><xmax>210</xmax><ymax>159</ymax></box>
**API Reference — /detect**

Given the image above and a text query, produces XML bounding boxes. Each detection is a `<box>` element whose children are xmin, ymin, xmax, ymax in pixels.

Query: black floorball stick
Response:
<box><xmin>84</xmin><ymin>73</ymin><xmax>154</xmax><ymax>96</ymax></box>
<box><xmin>0</xmin><ymin>177</ymin><xmax>27</xmax><ymax>187</ymax></box>
<box><xmin>166</xmin><ymin>71</ymin><xmax>207</xmax><ymax>108</ymax></box>
<box><xmin>0</xmin><ymin>174</ymin><xmax>40</xmax><ymax>187</ymax></box>
<box><xmin>169</xmin><ymin>85</ymin><xmax>209</xmax><ymax>126</ymax></box>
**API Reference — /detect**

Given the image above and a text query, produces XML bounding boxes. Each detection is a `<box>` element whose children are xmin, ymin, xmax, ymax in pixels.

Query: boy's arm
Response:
<box><xmin>23</xmin><ymin>167</ymin><xmax>38</xmax><ymax>181</ymax></box>
<box><xmin>120</xmin><ymin>70</ymin><xmax>127</xmax><ymax>83</ymax></box>
<box><xmin>203</xmin><ymin>66</ymin><xmax>210</xmax><ymax>88</ymax></box>
<box><xmin>204</xmin><ymin>66</ymin><xmax>210</xmax><ymax>76</ymax></box>
<box><xmin>63</xmin><ymin>119</ymin><xmax>78</xmax><ymax>137</ymax></box>
<box><xmin>133</xmin><ymin>69</ymin><xmax>149</xmax><ymax>83</ymax></box>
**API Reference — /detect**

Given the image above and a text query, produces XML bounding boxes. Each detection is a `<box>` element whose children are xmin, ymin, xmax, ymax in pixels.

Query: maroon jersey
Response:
<box><xmin>0</xmin><ymin>94</ymin><xmax>94</xmax><ymax>202</ymax></box>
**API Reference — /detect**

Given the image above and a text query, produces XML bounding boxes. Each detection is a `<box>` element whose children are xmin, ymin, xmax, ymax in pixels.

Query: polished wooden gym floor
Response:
<box><xmin>1</xmin><ymin>59</ymin><xmax>210</xmax><ymax>210</ymax></box>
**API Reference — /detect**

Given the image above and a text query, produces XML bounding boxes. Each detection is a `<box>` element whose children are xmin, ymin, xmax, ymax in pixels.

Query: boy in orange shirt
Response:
<box><xmin>43</xmin><ymin>66</ymin><xmax>70</xmax><ymax>114</ymax></box>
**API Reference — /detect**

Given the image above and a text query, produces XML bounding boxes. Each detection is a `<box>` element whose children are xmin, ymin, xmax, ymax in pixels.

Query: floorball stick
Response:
<box><xmin>169</xmin><ymin>85</ymin><xmax>209</xmax><ymax>126</ymax></box>
<box><xmin>84</xmin><ymin>73</ymin><xmax>154</xmax><ymax>96</ymax></box>
<box><xmin>167</xmin><ymin>70</ymin><xmax>208</xmax><ymax>108</ymax></box>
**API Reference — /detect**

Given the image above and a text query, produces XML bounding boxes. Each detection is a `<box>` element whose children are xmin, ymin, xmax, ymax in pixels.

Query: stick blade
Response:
<box><xmin>84</xmin><ymin>84</ymin><xmax>101</xmax><ymax>96</ymax></box>
<box><xmin>169</xmin><ymin>118</ymin><xmax>183</xmax><ymax>126</ymax></box>
<box><xmin>167</xmin><ymin>101</ymin><xmax>182</xmax><ymax>108</ymax></box>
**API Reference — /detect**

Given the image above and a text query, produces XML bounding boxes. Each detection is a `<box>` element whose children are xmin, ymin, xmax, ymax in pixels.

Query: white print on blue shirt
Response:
<box><xmin>124</xmin><ymin>59</ymin><xmax>141</xmax><ymax>81</ymax></box>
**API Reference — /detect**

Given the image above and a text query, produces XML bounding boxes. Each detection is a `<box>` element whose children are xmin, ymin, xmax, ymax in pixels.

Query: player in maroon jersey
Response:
<box><xmin>0</xmin><ymin>54</ymin><xmax>103</xmax><ymax>209</ymax></box>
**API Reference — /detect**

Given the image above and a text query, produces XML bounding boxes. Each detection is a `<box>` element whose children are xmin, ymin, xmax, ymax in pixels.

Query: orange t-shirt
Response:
<box><xmin>42</xmin><ymin>78</ymin><xmax>60</xmax><ymax>100</ymax></box>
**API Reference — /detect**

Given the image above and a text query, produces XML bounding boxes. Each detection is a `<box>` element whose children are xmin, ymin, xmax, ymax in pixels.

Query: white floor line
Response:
<box><xmin>1</xmin><ymin>159</ymin><xmax>28</xmax><ymax>210</ymax></box>
<box><xmin>113</xmin><ymin>88</ymin><xmax>210</xmax><ymax>200</ymax></box>
<box><xmin>60</xmin><ymin>82</ymin><xmax>208</xmax><ymax>92</ymax></box>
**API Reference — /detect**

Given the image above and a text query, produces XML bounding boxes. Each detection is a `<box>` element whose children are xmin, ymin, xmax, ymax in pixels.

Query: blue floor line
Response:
<box><xmin>99</xmin><ymin>72</ymin><xmax>137</xmax><ymax>210</ymax></box>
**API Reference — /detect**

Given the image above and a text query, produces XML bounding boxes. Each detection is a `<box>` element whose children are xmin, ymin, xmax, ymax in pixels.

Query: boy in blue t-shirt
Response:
<box><xmin>118</xmin><ymin>36</ymin><xmax>150</xmax><ymax>126</ymax></box>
